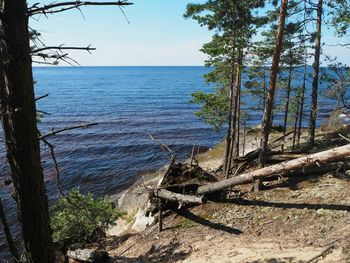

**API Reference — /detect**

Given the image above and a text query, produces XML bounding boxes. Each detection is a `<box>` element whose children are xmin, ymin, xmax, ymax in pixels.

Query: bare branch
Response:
<box><xmin>147</xmin><ymin>131</ymin><xmax>175</xmax><ymax>155</ymax></box>
<box><xmin>28</xmin><ymin>1</ymin><xmax>134</xmax><ymax>16</ymax></box>
<box><xmin>325</xmin><ymin>43</ymin><xmax>350</xmax><ymax>48</ymax></box>
<box><xmin>35</xmin><ymin>93</ymin><xmax>49</xmax><ymax>101</ymax></box>
<box><xmin>31</xmin><ymin>45</ymin><xmax>96</xmax><ymax>54</ymax></box>
<box><xmin>32</xmin><ymin>60</ymin><xmax>58</xmax><ymax>65</ymax></box>
<box><xmin>41</xmin><ymin>137</ymin><xmax>65</xmax><ymax>196</ymax></box>
<box><xmin>36</xmin><ymin>110</ymin><xmax>51</xmax><ymax>115</ymax></box>
<box><xmin>119</xmin><ymin>6</ymin><xmax>130</xmax><ymax>24</ymax></box>
<box><xmin>39</xmin><ymin>123</ymin><xmax>98</xmax><ymax>140</ymax></box>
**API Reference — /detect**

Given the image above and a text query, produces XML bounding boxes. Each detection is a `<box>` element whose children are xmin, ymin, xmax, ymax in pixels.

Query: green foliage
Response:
<box><xmin>327</xmin><ymin>0</ymin><xmax>350</xmax><ymax>37</ymax></box>
<box><xmin>51</xmin><ymin>189</ymin><xmax>124</xmax><ymax>248</ymax></box>
<box><xmin>191</xmin><ymin>90</ymin><xmax>228</xmax><ymax>132</ymax></box>
<box><xmin>321</xmin><ymin>57</ymin><xmax>350</xmax><ymax>108</ymax></box>
<box><xmin>185</xmin><ymin>0</ymin><xmax>265</xmax><ymax>132</ymax></box>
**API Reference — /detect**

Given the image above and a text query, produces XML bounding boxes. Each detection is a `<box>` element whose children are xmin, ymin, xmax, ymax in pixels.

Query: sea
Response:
<box><xmin>0</xmin><ymin>66</ymin><xmax>338</xmax><ymax>260</ymax></box>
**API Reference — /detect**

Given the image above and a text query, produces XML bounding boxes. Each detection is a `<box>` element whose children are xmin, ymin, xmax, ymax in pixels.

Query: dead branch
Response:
<box><xmin>31</xmin><ymin>45</ymin><xmax>96</xmax><ymax>54</ymax></box>
<box><xmin>197</xmin><ymin>144</ymin><xmax>350</xmax><ymax>194</ymax></box>
<box><xmin>41</xmin><ymin>136</ymin><xmax>64</xmax><ymax>196</ymax></box>
<box><xmin>306</xmin><ymin>245</ymin><xmax>334</xmax><ymax>263</ymax></box>
<box><xmin>35</xmin><ymin>93</ymin><xmax>49</xmax><ymax>101</ymax></box>
<box><xmin>190</xmin><ymin>145</ymin><xmax>198</xmax><ymax>167</ymax></box>
<box><xmin>33</xmin><ymin>52</ymin><xmax>69</xmax><ymax>60</ymax></box>
<box><xmin>28</xmin><ymin>1</ymin><xmax>134</xmax><ymax>16</ymax></box>
<box><xmin>37</xmin><ymin>110</ymin><xmax>51</xmax><ymax>115</ymax></box>
<box><xmin>158</xmin><ymin>155</ymin><xmax>176</xmax><ymax>187</ymax></box>
<box><xmin>39</xmin><ymin>123</ymin><xmax>98</xmax><ymax>140</ymax></box>
<box><xmin>147</xmin><ymin>131</ymin><xmax>175</xmax><ymax>155</ymax></box>
<box><xmin>0</xmin><ymin>198</ymin><xmax>19</xmax><ymax>262</ymax></box>
<box><xmin>32</xmin><ymin>60</ymin><xmax>58</xmax><ymax>66</ymax></box>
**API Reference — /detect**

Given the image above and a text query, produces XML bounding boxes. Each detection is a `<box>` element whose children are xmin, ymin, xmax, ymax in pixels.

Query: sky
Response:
<box><xmin>28</xmin><ymin>0</ymin><xmax>350</xmax><ymax>66</ymax></box>
<box><xmin>29</xmin><ymin>0</ymin><xmax>212</xmax><ymax>66</ymax></box>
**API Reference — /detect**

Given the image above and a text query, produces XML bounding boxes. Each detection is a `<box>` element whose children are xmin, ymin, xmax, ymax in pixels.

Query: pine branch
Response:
<box><xmin>28</xmin><ymin>1</ymin><xmax>133</xmax><ymax>16</ymax></box>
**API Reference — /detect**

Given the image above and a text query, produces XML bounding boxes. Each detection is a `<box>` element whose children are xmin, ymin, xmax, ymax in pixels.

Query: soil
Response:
<box><xmin>103</xmin><ymin>171</ymin><xmax>350</xmax><ymax>262</ymax></box>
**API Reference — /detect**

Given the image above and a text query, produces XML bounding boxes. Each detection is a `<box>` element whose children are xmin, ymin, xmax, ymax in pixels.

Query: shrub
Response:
<box><xmin>51</xmin><ymin>189</ymin><xmax>124</xmax><ymax>248</ymax></box>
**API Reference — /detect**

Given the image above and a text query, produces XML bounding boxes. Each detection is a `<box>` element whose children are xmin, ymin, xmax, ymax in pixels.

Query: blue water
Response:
<box><xmin>0</xmin><ymin>66</ymin><xmax>337</xmax><ymax>260</ymax></box>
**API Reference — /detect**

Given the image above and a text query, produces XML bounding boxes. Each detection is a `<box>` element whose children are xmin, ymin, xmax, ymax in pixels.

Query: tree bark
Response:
<box><xmin>0</xmin><ymin>1</ymin><xmax>54</xmax><ymax>262</ymax></box>
<box><xmin>234</xmin><ymin>52</ymin><xmax>242</xmax><ymax>158</ymax></box>
<box><xmin>154</xmin><ymin>189</ymin><xmax>205</xmax><ymax>204</ymax></box>
<box><xmin>259</xmin><ymin>0</ymin><xmax>289</xmax><ymax>166</ymax></box>
<box><xmin>292</xmin><ymin>97</ymin><xmax>300</xmax><ymax>149</ymax></box>
<box><xmin>223</xmin><ymin>76</ymin><xmax>235</xmax><ymax>172</ymax></box>
<box><xmin>0</xmin><ymin>198</ymin><xmax>19</xmax><ymax>262</ymax></box>
<box><xmin>197</xmin><ymin>144</ymin><xmax>350</xmax><ymax>194</ymax></box>
<box><xmin>297</xmin><ymin>60</ymin><xmax>307</xmax><ymax>147</ymax></box>
<box><xmin>282</xmin><ymin>58</ymin><xmax>293</xmax><ymax>151</ymax></box>
<box><xmin>227</xmin><ymin>51</ymin><xmax>243</xmax><ymax>178</ymax></box>
<box><xmin>308</xmin><ymin>0</ymin><xmax>323</xmax><ymax>147</ymax></box>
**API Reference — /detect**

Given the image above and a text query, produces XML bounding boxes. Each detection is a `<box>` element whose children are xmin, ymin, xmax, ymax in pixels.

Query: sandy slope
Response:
<box><xmin>103</xmin><ymin>170</ymin><xmax>350</xmax><ymax>263</ymax></box>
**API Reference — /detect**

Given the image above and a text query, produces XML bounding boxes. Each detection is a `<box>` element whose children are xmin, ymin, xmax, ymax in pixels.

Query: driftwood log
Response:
<box><xmin>197</xmin><ymin>144</ymin><xmax>350</xmax><ymax>194</ymax></box>
<box><xmin>153</xmin><ymin>189</ymin><xmax>205</xmax><ymax>204</ymax></box>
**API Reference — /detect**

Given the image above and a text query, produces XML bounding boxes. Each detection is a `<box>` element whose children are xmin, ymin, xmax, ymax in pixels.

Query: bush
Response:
<box><xmin>51</xmin><ymin>189</ymin><xmax>124</xmax><ymax>248</ymax></box>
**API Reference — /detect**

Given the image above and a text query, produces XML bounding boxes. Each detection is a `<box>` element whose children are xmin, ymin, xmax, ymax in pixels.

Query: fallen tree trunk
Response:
<box><xmin>154</xmin><ymin>189</ymin><xmax>205</xmax><ymax>204</ymax></box>
<box><xmin>197</xmin><ymin>144</ymin><xmax>350</xmax><ymax>194</ymax></box>
<box><xmin>266</xmin><ymin>153</ymin><xmax>306</xmax><ymax>162</ymax></box>
<box><xmin>287</xmin><ymin>160</ymin><xmax>350</xmax><ymax>176</ymax></box>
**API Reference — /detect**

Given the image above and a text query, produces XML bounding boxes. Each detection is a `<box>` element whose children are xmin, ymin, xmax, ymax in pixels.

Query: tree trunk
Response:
<box><xmin>0</xmin><ymin>1</ymin><xmax>55</xmax><ymax>262</ymax></box>
<box><xmin>197</xmin><ymin>143</ymin><xmax>350</xmax><ymax>194</ymax></box>
<box><xmin>0</xmin><ymin>198</ymin><xmax>19</xmax><ymax>262</ymax></box>
<box><xmin>259</xmin><ymin>0</ymin><xmax>289</xmax><ymax>166</ymax></box>
<box><xmin>297</xmin><ymin>60</ymin><xmax>307</xmax><ymax>147</ymax></box>
<box><xmin>282</xmin><ymin>60</ymin><xmax>293</xmax><ymax>151</ymax></box>
<box><xmin>223</xmin><ymin>76</ymin><xmax>235</xmax><ymax>172</ymax></box>
<box><xmin>292</xmin><ymin>97</ymin><xmax>300</xmax><ymax>149</ymax></box>
<box><xmin>227</xmin><ymin>52</ymin><xmax>242</xmax><ymax>178</ymax></box>
<box><xmin>234</xmin><ymin>55</ymin><xmax>242</xmax><ymax>158</ymax></box>
<box><xmin>308</xmin><ymin>0</ymin><xmax>322</xmax><ymax>147</ymax></box>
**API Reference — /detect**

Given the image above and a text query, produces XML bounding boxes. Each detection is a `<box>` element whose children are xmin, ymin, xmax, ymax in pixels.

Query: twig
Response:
<box><xmin>119</xmin><ymin>6</ymin><xmax>130</xmax><ymax>24</ymax></box>
<box><xmin>42</xmin><ymin>138</ymin><xmax>64</xmax><ymax>196</ymax></box>
<box><xmin>306</xmin><ymin>245</ymin><xmax>334</xmax><ymax>263</ymax></box>
<box><xmin>35</xmin><ymin>93</ymin><xmax>49</xmax><ymax>101</ymax></box>
<box><xmin>321</xmin><ymin>237</ymin><xmax>344</xmax><ymax>247</ymax></box>
<box><xmin>147</xmin><ymin>131</ymin><xmax>174</xmax><ymax>155</ymax></box>
<box><xmin>37</xmin><ymin>110</ymin><xmax>51</xmax><ymax>115</ymax></box>
<box><xmin>39</xmin><ymin>123</ymin><xmax>98</xmax><ymax>140</ymax></box>
<box><xmin>38</xmin><ymin>129</ymin><xmax>65</xmax><ymax>196</ymax></box>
